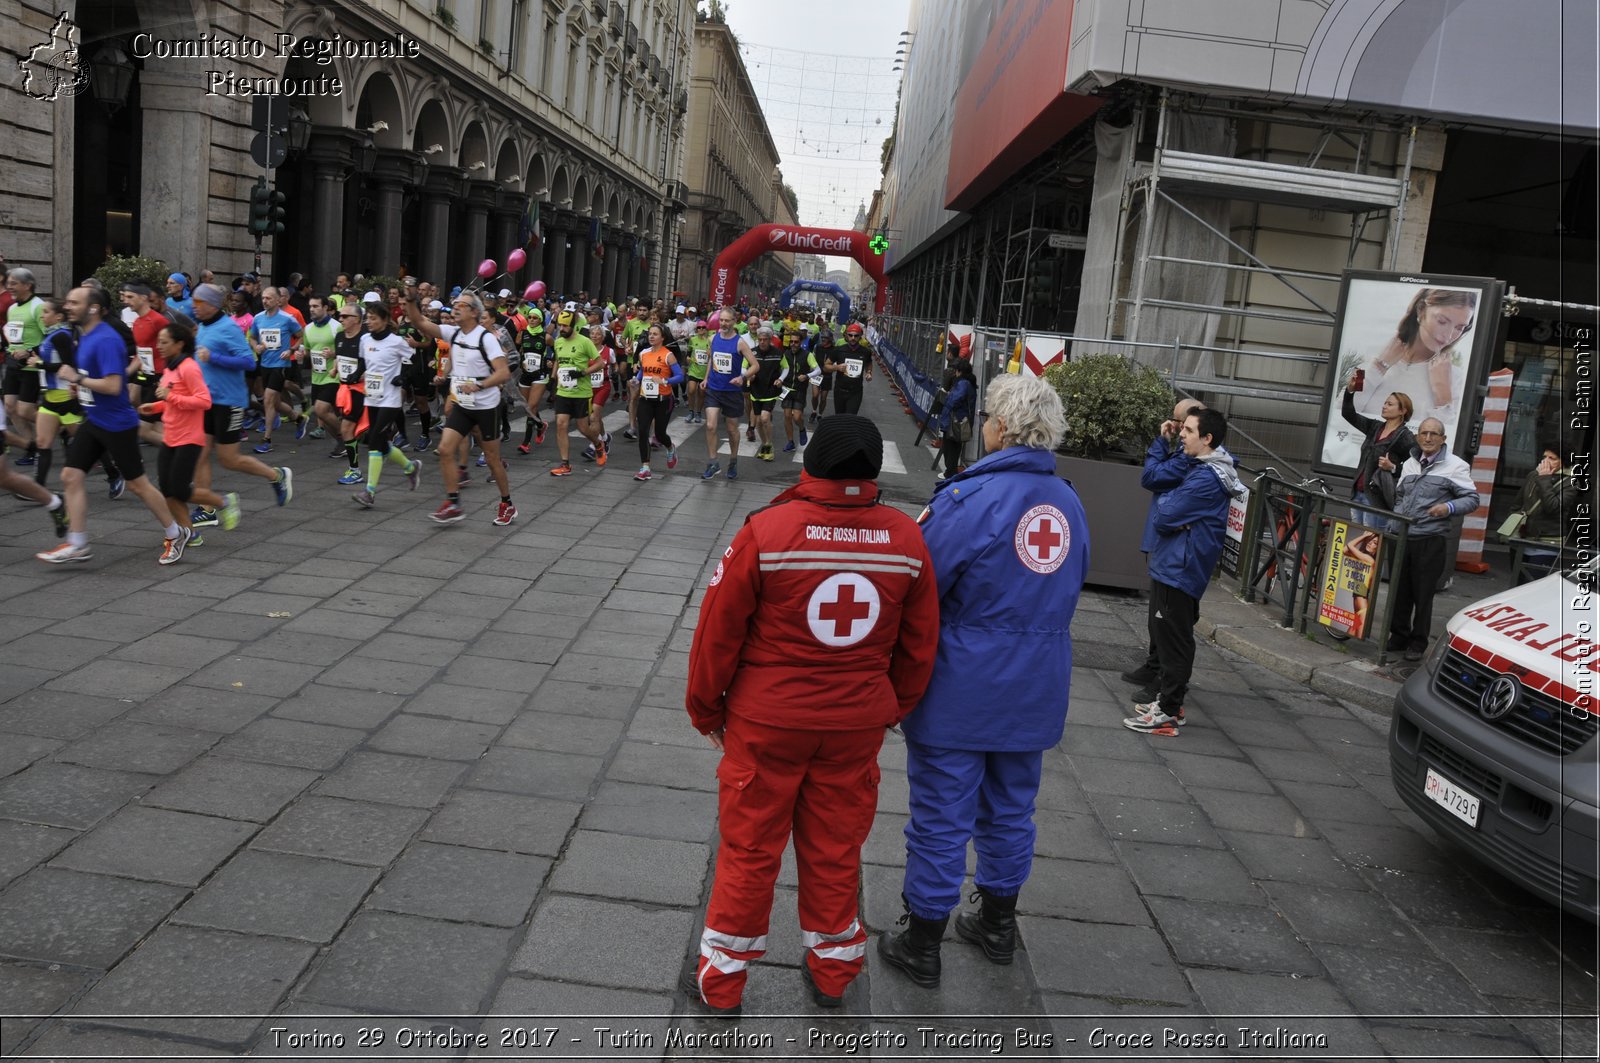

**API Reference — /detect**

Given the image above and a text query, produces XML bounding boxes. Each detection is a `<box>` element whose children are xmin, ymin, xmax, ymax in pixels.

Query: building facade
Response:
<box><xmin>879</xmin><ymin>0</ymin><xmax>1597</xmax><ymax>523</ymax></box>
<box><xmin>5</xmin><ymin>0</ymin><xmax>694</xmax><ymax>301</ymax></box>
<box><xmin>674</xmin><ymin>10</ymin><xmax>795</xmax><ymax>306</ymax></box>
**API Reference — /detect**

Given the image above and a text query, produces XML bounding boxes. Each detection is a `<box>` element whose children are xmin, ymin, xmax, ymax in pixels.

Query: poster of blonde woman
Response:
<box><xmin>1315</xmin><ymin>271</ymin><xmax>1503</xmax><ymax>477</ymax></box>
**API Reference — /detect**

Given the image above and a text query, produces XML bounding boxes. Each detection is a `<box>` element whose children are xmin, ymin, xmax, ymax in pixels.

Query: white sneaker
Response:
<box><xmin>1122</xmin><ymin>701</ymin><xmax>1186</xmax><ymax>732</ymax></box>
<box><xmin>37</xmin><ymin>542</ymin><xmax>92</xmax><ymax>564</ymax></box>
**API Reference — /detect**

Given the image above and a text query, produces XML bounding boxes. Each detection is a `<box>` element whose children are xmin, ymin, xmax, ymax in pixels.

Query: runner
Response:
<box><xmin>514</xmin><ymin>302</ymin><xmax>551</xmax><ymax>454</ymax></box>
<box><xmin>684</xmin><ymin>318</ymin><xmax>710</xmax><ymax>424</ymax></box>
<box><xmin>701</xmin><ymin>309</ymin><xmax>759</xmax><ymax>481</ymax></box>
<box><xmin>121</xmin><ymin>282</ymin><xmax>170</xmax><ymax>447</ymax></box>
<box><xmin>747</xmin><ymin>326</ymin><xmax>787</xmax><ymax>462</ymax></box>
<box><xmin>824</xmin><ymin>323</ymin><xmax>873</xmax><ymax>415</ymax></box>
<box><xmin>188</xmin><ymin>284</ymin><xmax>292</xmax><ymax>531</ymax></box>
<box><xmin>402</xmin><ymin>290</ymin><xmax>514</xmax><ymax>524</ymax></box>
<box><xmin>546</xmin><ymin>309</ymin><xmax>606</xmax><ymax>477</ymax></box>
<box><xmin>36</xmin><ymin>287</ymin><xmax>186</xmax><ymax>564</ymax></box>
<box><xmin>633</xmin><ymin>324</ymin><xmax>684</xmax><ymax>481</ymax></box>
<box><xmin>4</xmin><ymin>267</ymin><xmax>46</xmax><ymax>466</ymax></box>
<box><xmin>26</xmin><ymin>297</ymin><xmax>82</xmax><ymax>490</ymax></box>
<box><xmin>810</xmin><ymin>329</ymin><xmax>836</xmax><ymax>424</ymax></box>
<box><xmin>138</xmin><ymin>321</ymin><xmax>240</xmax><ymax>562</ymax></box>
<box><xmin>248</xmin><ymin>286</ymin><xmax>309</xmax><ymax>453</ymax></box>
<box><xmin>332</xmin><ymin>301</ymin><xmax>367</xmax><ymax>483</ymax></box>
<box><xmin>781</xmin><ymin>327</ymin><xmax>818</xmax><ymax>452</ymax></box>
<box><xmin>341</xmin><ymin>301</ymin><xmax>423</xmax><ymax>510</ymax></box>
<box><xmin>581</xmin><ymin>325</ymin><xmax>619</xmax><ymax>463</ymax></box>
<box><xmin>302</xmin><ymin>295</ymin><xmax>343</xmax><ymax>442</ymax></box>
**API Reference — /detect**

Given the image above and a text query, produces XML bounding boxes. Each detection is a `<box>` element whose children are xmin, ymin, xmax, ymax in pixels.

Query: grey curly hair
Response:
<box><xmin>984</xmin><ymin>373</ymin><xmax>1067</xmax><ymax>450</ymax></box>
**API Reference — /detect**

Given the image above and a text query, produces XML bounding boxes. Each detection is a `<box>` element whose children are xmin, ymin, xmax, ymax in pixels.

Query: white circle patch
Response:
<box><xmin>806</xmin><ymin>572</ymin><xmax>881</xmax><ymax>647</ymax></box>
<box><xmin>1015</xmin><ymin>504</ymin><xmax>1071</xmax><ymax>574</ymax></box>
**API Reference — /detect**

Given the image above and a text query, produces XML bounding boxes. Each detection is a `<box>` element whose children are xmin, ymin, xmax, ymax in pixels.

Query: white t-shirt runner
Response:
<box><xmin>359</xmin><ymin>329</ymin><xmax>414</xmax><ymax>408</ymax></box>
<box><xmin>442</xmin><ymin>323</ymin><xmax>506</xmax><ymax>411</ymax></box>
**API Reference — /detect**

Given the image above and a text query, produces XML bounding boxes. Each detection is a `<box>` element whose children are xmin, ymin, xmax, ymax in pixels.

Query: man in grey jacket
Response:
<box><xmin>1382</xmin><ymin>417</ymin><xmax>1479</xmax><ymax>659</ymax></box>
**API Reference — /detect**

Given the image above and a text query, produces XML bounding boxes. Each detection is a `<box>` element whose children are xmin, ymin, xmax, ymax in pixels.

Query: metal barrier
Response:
<box><xmin>873</xmin><ymin>317</ymin><xmax>1316</xmax><ymax>478</ymax></box>
<box><xmin>1236</xmin><ymin>469</ymin><xmax>1415</xmax><ymax>665</ymax></box>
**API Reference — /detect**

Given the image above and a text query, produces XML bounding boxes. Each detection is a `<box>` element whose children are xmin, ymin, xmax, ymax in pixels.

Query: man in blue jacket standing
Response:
<box><xmin>1124</xmin><ymin>407</ymin><xmax>1245</xmax><ymax>736</ymax></box>
<box><xmin>878</xmin><ymin>373</ymin><xmax>1089</xmax><ymax>989</ymax></box>
<box><xmin>1120</xmin><ymin>398</ymin><xmax>1203</xmax><ymax>701</ymax></box>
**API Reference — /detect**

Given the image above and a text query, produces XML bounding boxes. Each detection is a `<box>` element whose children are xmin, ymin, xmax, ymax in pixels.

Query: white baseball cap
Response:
<box><xmin>362</xmin><ymin>291</ymin><xmax>382</xmax><ymax>304</ymax></box>
<box><xmin>427</xmin><ymin>299</ymin><xmax>444</xmax><ymax>310</ymax></box>
<box><xmin>498</xmin><ymin>288</ymin><xmax>511</xmax><ymax>298</ymax></box>
<box><xmin>676</xmin><ymin>304</ymin><xmax>686</xmax><ymax>314</ymax></box>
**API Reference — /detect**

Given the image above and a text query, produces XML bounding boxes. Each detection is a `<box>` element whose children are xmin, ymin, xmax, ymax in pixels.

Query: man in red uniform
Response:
<box><xmin>683</xmin><ymin>414</ymin><xmax>940</xmax><ymax>1015</ymax></box>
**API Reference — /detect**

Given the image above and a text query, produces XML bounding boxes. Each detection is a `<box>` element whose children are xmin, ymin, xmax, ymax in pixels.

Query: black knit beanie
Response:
<box><xmin>803</xmin><ymin>415</ymin><xmax>883</xmax><ymax>480</ymax></box>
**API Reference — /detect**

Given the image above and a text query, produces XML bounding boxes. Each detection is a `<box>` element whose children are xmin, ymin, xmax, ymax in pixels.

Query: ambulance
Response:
<box><xmin>1388</xmin><ymin>558</ymin><xmax>1598</xmax><ymax>922</ymax></box>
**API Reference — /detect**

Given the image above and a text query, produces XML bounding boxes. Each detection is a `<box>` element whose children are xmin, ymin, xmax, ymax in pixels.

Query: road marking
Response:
<box><xmin>790</xmin><ymin>438</ymin><xmax>905</xmax><ymax>474</ymax></box>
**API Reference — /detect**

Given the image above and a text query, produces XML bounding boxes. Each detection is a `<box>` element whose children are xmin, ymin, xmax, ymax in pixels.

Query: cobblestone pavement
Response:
<box><xmin>1</xmin><ymin>379</ymin><xmax>1595</xmax><ymax>1061</ymax></box>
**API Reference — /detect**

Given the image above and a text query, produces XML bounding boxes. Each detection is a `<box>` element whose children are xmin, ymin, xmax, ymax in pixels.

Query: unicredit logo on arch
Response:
<box><xmin>768</xmin><ymin>229</ymin><xmax>854</xmax><ymax>252</ymax></box>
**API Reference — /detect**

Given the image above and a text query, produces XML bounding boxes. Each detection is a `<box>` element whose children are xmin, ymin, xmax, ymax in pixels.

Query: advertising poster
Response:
<box><xmin>1219</xmin><ymin>484</ymin><xmax>1250</xmax><ymax>578</ymax></box>
<box><xmin>1317</xmin><ymin>520</ymin><xmax>1384</xmax><ymax>639</ymax></box>
<box><xmin>1314</xmin><ymin>271</ymin><xmax>1503</xmax><ymax>477</ymax></box>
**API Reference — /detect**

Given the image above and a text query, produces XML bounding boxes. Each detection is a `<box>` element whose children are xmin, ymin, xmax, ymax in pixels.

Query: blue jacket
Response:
<box><xmin>938</xmin><ymin>377</ymin><xmax>974</xmax><ymax>433</ymax></box>
<box><xmin>1140</xmin><ymin>433</ymin><xmax>1192</xmax><ymax>553</ymax></box>
<box><xmin>903</xmin><ymin>446</ymin><xmax>1090</xmax><ymax>751</ymax></box>
<box><xmin>1147</xmin><ymin>446</ymin><xmax>1246</xmax><ymax>600</ymax></box>
<box><xmin>195</xmin><ymin>313</ymin><xmax>258</xmax><ymax>410</ymax></box>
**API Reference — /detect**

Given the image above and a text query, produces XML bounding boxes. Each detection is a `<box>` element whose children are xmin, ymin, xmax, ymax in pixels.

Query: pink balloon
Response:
<box><xmin>507</xmin><ymin>249</ymin><xmax>527</xmax><ymax>272</ymax></box>
<box><xmin>524</xmin><ymin>281</ymin><xmax>546</xmax><ymax>302</ymax></box>
<box><xmin>477</xmin><ymin>259</ymin><xmax>497</xmax><ymax>279</ymax></box>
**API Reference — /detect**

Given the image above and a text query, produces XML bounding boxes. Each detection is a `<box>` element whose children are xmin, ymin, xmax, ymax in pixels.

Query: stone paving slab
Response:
<box><xmin>366</xmin><ymin>842</ymin><xmax>548</xmax><ymax>926</ymax></box>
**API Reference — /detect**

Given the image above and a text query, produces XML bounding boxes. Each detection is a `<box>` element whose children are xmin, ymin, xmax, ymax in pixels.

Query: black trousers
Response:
<box><xmin>1389</xmin><ymin>533</ymin><xmax>1448</xmax><ymax>650</ymax></box>
<box><xmin>1147</xmin><ymin>579</ymin><xmax>1200</xmax><ymax>713</ymax></box>
<box><xmin>940</xmin><ymin>430</ymin><xmax>964</xmax><ymax>475</ymax></box>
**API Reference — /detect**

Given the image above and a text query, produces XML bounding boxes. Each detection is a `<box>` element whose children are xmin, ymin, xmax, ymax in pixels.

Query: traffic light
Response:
<box><xmin>248</xmin><ymin>179</ymin><xmax>271</xmax><ymax>235</ymax></box>
<box><xmin>268</xmin><ymin>189</ymin><xmax>287</xmax><ymax>236</ymax></box>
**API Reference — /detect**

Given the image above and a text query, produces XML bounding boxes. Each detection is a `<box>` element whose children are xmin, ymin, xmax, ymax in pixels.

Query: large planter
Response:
<box><xmin>1055</xmin><ymin>453</ymin><xmax>1148</xmax><ymax>591</ymax></box>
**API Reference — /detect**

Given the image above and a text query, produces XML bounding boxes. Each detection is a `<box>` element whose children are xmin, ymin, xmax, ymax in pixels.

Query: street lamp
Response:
<box><xmin>89</xmin><ymin>40</ymin><xmax>135</xmax><ymax>114</ymax></box>
<box><xmin>287</xmin><ymin>108</ymin><xmax>312</xmax><ymax>153</ymax></box>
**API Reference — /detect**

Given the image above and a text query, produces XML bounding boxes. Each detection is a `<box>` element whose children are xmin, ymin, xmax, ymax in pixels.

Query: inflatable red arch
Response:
<box><xmin>709</xmin><ymin>225</ymin><xmax>888</xmax><ymax>312</ymax></box>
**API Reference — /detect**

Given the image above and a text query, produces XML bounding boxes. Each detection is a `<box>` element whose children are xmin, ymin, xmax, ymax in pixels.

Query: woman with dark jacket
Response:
<box><xmin>1341</xmin><ymin>373</ymin><xmax>1414</xmax><ymax>526</ymax></box>
<box><xmin>936</xmin><ymin>359</ymin><xmax>975</xmax><ymax>480</ymax></box>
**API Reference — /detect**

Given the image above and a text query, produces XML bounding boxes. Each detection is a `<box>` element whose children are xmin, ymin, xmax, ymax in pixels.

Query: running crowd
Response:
<box><xmin>0</xmin><ymin>264</ymin><xmax>879</xmax><ymax>566</ymax></box>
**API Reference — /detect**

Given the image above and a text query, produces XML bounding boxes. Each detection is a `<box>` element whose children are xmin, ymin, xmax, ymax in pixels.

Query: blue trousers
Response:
<box><xmin>901</xmin><ymin>740</ymin><xmax>1044</xmax><ymax>919</ymax></box>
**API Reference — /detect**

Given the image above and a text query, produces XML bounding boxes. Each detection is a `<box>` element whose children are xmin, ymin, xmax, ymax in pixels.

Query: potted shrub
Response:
<box><xmin>93</xmin><ymin>254</ymin><xmax>172</xmax><ymax>294</ymax></box>
<box><xmin>1044</xmin><ymin>354</ymin><xmax>1173</xmax><ymax>589</ymax></box>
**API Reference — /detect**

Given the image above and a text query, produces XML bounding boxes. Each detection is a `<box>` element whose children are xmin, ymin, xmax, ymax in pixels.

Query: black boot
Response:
<box><xmin>954</xmin><ymin>887</ymin><xmax>1018</xmax><ymax>964</ymax></box>
<box><xmin>876</xmin><ymin>899</ymin><xmax>948</xmax><ymax>988</ymax></box>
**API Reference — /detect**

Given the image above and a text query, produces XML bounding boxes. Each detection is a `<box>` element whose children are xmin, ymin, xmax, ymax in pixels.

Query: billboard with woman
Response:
<box><xmin>1315</xmin><ymin>271</ymin><xmax>1504</xmax><ymax>477</ymax></box>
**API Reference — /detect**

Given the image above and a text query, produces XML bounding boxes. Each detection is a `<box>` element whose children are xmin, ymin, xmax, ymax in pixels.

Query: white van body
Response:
<box><xmin>1389</xmin><ymin>560</ymin><xmax>1598</xmax><ymax>921</ymax></box>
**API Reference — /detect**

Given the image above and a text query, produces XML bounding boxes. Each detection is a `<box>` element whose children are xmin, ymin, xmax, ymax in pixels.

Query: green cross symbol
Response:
<box><xmin>869</xmin><ymin>233</ymin><xmax>888</xmax><ymax>255</ymax></box>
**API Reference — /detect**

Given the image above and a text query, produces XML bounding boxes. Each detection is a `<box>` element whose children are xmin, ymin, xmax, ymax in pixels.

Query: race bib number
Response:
<box><xmin>364</xmin><ymin>370</ymin><xmax>385</xmax><ymax>400</ymax></box>
<box><xmin>3</xmin><ymin>322</ymin><xmax>22</xmax><ymax>344</ymax></box>
<box><xmin>310</xmin><ymin>351</ymin><xmax>328</xmax><ymax>373</ymax></box>
<box><xmin>808</xmin><ymin>368</ymin><xmax>824</xmax><ymax>387</ymax></box>
<box><xmin>557</xmin><ymin>366</ymin><xmax>579</xmax><ymax>390</ymax></box>
<box><xmin>259</xmin><ymin>327</ymin><xmax>283</xmax><ymax>349</ymax></box>
<box><xmin>450</xmin><ymin>377</ymin><xmax>473</xmax><ymax>404</ymax></box>
<box><xmin>712</xmin><ymin>351</ymin><xmax>733</xmax><ymax>374</ymax></box>
<box><xmin>137</xmin><ymin>347</ymin><xmax>155</xmax><ymax>374</ymax></box>
<box><xmin>76</xmin><ymin>385</ymin><xmax>95</xmax><ymax>408</ymax></box>
<box><xmin>336</xmin><ymin>355</ymin><xmax>358</xmax><ymax>381</ymax></box>
<box><xmin>693</xmin><ymin>348</ymin><xmax>708</xmax><ymax>366</ymax></box>
<box><xmin>589</xmin><ymin>370</ymin><xmax>606</xmax><ymax>388</ymax></box>
<box><xmin>845</xmin><ymin>358</ymin><xmax>863</xmax><ymax>379</ymax></box>
<box><xmin>641</xmin><ymin>377</ymin><xmax>661</xmax><ymax>398</ymax></box>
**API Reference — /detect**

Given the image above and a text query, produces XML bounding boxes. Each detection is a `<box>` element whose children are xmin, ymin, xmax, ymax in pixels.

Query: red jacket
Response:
<box><xmin>686</xmin><ymin>474</ymin><xmax>940</xmax><ymax>734</ymax></box>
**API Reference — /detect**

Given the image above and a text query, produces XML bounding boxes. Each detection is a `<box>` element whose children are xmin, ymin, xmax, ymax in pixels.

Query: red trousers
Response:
<box><xmin>693</xmin><ymin>716</ymin><xmax>884</xmax><ymax>1009</ymax></box>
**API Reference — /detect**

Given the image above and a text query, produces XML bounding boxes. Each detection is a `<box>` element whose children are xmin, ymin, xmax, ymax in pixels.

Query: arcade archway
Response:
<box><xmin>710</xmin><ymin>225</ymin><xmax>886</xmax><ymax>312</ymax></box>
